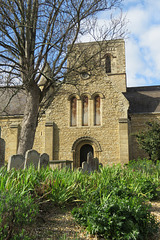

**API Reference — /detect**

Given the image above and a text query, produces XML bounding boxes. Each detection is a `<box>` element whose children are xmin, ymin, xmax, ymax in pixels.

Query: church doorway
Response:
<box><xmin>80</xmin><ymin>144</ymin><xmax>93</xmax><ymax>167</ymax></box>
<box><xmin>72</xmin><ymin>136</ymin><xmax>101</xmax><ymax>168</ymax></box>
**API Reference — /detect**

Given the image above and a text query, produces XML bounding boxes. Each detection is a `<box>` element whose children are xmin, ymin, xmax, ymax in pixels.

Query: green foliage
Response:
<box><xmin>72</xmin><ymin>163</ymin><xmax>160</xmax><ymax>239</ymax></box>
<box><xmin>128</xmin><ymin>158</ymin><xmax>159</xmax><ymax>173</ymax></box>
<box><xmin>136</xmin><ymin>121</ymin><xmax>160</xmax><ymax>162</ymax></box>
<box><xmin>0</xmin><ymin>190</ymin><xmax>38</xmax><ymax>239</ymax></box>
<box><xmin>0</xmin><ymin>161</ymin><xmax>160</xmax><ymax>239</ymax></box>
<box><xmin>35</xmin><ymin>168</ymin><xmax>78</xmax><ymax>205</ymax></box>
<box><xmin>72</xmin><ymin>196</ymin><xmax>158</xmax><ymax>240</ymax></box>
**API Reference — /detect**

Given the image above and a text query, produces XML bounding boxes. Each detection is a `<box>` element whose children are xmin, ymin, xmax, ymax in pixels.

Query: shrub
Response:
<box><xmin>72</xmin><ymin>162</ymin><xmax>160</xmax><ymax>239</ymax></box>
<box><xmin>0</xmin><ymin>162</ymin><xmax>159</xmax><ymax>239</ymax></box>
<box><xmin>0</xmin><ymin>190</ymin><xmax>38</xmax><ymax>239</ymax></box>
<box><xmin>136</xmin><ymin>121</ymin><xmax>160</xmax><ymax>162</ymax></box>
<box><xmin>72</xmin><ymin>195</ymin><xmax>159</xmax><ymax>240</ymax></box>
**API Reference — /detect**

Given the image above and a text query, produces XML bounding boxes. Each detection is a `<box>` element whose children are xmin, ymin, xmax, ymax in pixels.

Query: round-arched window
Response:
<box><xmin>70</xmin><ymin>96</ymin><xmax>77</xmax><ymax>126</ymax></box>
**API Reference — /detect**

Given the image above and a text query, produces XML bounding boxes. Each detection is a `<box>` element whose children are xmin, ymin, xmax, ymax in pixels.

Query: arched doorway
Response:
<box><xmin>80</xmin><ymin>144</ymin><xmax>93</xmax><ymax>167</ymax></box>
<box><xmin>72</xmin><ymin>136</ymin><xmax>102</xmax><ymax>168</ymax></box>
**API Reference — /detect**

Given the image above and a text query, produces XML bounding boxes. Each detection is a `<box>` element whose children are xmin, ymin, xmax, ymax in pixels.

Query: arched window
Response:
<box><xmin>70</xmin><ymin>97</ymin><xmax>77</xmax><ymax>126</ymax></box>
<box><xmin>106</xmin><ymin>54</ymin><xmax>111</xmax><ymax>73</ymax></box>
<box><xmin>94</xmin><ymin>95</ymin><xmax>101</xmax><ymax>125</ymax></box>
<box><xmin>82</xmin><ymin>96</ymin><xmax>88</xmax><ymax>126</ymax></box>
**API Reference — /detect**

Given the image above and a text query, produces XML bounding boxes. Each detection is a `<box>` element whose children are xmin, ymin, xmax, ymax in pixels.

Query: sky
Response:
<box><xmin>81</xmin><ymin>0</ymin><xmax>160</xmax><ymax>87</ymax></box>
<box><xmin>122</xmin><ymin>0</ymin><xmax>160</xmax><ymax>87</ymax></box>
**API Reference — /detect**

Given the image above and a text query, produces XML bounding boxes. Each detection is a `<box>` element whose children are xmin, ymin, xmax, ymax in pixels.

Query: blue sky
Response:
<box><xmin>80</xmin><ymin>0</ymin><xmax>160</xmax><ymax>87</ymax></box>
<box><xmin>123</xmin><ymin>0</ymin><xmax>160</xmax><ymax>87</ymax></box>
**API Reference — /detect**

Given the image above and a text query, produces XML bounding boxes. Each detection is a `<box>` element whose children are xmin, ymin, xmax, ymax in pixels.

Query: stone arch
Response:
<box><xmin>91</xmin><ymin>92</ymin><xmax>105</xmax><ymax>99</ymax></box>
<box><xmin>68</xmin><ymin>93</ymin><xmax>80</xmax><ymax>101</ymax></box>
<box><xmin>72</xmin><ymin>136</ymin><xmax>101</xmax><ymax>168</ymax></box>
<box><xmin>80</xmin><ymin>93</ymin><xmax>91</xmax><ymax>100</ymax></box>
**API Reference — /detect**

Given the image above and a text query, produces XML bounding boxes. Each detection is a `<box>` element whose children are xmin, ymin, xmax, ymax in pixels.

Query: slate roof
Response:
<box><xmin>1</xmin><ymin>85</ymin><xmax>160</xmax><ymax>117</ymax></box>
<box><xmin>0</xmin><ymin>87</ymin><xmax>26</xmax><ymax>116</ymax></box>
<box><xmin>124</xmin><ymin>86</ymin><xmax>160</xmax><ymax>114</ymax></box>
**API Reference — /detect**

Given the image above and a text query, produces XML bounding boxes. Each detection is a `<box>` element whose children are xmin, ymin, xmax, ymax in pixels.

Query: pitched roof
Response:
<box><xmin>124</xmin><ymin>86</ymin><xmax>160</xmax><ymax>114</ymax></box>
<box><xmin>1</xmin><ymin>85</ymin><xmax>160</xmax><ymax>117</ymax></box>
<box><xmin>0</xmin><ymin>87</ymin><xmax>26</xmax><ymax>116</ymax></box>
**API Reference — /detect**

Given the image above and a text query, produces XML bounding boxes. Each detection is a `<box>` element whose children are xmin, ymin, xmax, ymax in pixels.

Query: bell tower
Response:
<box><xmin>67</xmin><ymin>39</ymin><xmax>127</xmax><ymax>93</ymax></box>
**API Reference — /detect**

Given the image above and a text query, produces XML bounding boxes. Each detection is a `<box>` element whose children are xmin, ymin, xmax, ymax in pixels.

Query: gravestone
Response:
<box><xmin>0</xmin><ymin>138</ymin><xmax>5</xmax><ymax>168</ymax></box>
<box><xmin>7</xmin><ymin>154</ymin><xmax>25</xmax><ymax>170</ymax></box>
<box><xmin>38</xmin><ymin>153</ymin><xmax>49</xmax><ymax>170</ymax></box>
<box><xmin>81</xmin><ymin>152</ymin><xmax>100</xmax><ymax>173</ymax></box>
<box><xmin>24</xmin><ymin>149</ymin><xmax>40</xmax><ymax>169</ymax></box>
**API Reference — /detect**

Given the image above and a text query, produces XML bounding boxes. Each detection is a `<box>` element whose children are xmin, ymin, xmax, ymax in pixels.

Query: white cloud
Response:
<box><xmin>79</xmin><ymin>0</ymin><xmax>160</xmax><ymax>87</ymax></box>
<box><xmin>126</xmin><ymin>6</ymin><xmax>148</xmax><ymax>35</ymax></box>
<box><xmin>140</xmin><ymin>25</ymin><xmax>160</xmax><ymax>71</ymax></box>
<box><xmin>123</xmin><ymin>0</ymin><xmax>160</xmax><ymax>86</ymax></box>
<box><xmin>125</xmin><ymin>39</ymin><xmax>147</xmax><ymax>86</ymax></box>
<box><xmin>126</xmin><ymin>39</ymin><xmax>144</xmax><ymax>73</ymax></box>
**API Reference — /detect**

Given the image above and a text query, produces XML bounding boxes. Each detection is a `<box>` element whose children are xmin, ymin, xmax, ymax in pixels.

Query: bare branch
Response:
<box><xmin>0</xmin><ymin>0</ymin><xmax>126</xmax><ymax>155</ymax></box>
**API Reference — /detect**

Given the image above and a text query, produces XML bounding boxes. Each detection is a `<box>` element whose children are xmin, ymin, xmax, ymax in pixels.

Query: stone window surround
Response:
<box><xmin>68</xmin><ymin>92</ymin><xmax>104</xmax><ymax>127</ymax></box>
<box><xmin>70</xmin><ymin>96</ymin><xmax>77</xmax><ymax>126</ymax></box>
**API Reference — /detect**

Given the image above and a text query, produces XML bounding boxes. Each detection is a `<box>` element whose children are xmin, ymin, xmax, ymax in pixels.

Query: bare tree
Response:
<box><xmin>0</xmin><ymin>0</ymin><xmax>125</xmax><ymax>155</ymax></box>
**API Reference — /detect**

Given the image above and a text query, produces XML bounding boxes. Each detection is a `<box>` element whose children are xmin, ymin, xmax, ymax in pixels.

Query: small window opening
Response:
<box><xmin>70</xmin><ymin>97</ymin><xmax>77</xmax><ymax>126</ymax></box>
<box><xmin>82</xmin><ymin>96</ymin><xmax>88</xmax><ymax>126</ymax></box>
<box><xmin>106</xmin><ymin>55</ymin><xmax>111</xmax><ymax>73</ymax></box>
<box><xmin>94</xmin><ymin>95</ymin><xmax>101</xmax><ymax>125</ymax></box>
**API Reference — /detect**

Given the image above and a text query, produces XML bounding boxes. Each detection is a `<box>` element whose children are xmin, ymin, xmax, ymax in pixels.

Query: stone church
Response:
<box><xmin>1</xmin><ymin>39</ymin><xmax>160</xmax><ymax>168</ymax></box>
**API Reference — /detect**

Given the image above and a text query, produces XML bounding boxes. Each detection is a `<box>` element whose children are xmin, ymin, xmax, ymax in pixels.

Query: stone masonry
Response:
<box><xmin>0</xmin><ymin>40</ymin><xmax>129</xmax><ymax>167</ymax></box>
<box><xmin>1</xmin><ymin>39</ymin><xmax>159</xmax><ymax>166</ymax></box>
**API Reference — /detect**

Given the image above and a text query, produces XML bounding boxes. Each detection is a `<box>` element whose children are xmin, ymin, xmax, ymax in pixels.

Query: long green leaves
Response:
<box><xmin>0</xmin><ymin>159</ymin><xmax>160</xmax><ymax>239</ymax></box>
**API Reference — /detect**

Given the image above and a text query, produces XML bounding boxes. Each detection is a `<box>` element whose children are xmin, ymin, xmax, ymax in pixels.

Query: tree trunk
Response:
<box><xmin>17</xmin><ymin>83</ymin><xmax>41</xmax><ymax>155</ymax></box>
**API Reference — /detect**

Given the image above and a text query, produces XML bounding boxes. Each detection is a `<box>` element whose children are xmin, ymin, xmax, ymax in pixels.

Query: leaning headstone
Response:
<box><xmin>87</xmin><ymin>151</ymin><xmax>93</xmax><ymax>165</ymax></box>
<box><xmin>7</xmin><ymin>154</ymin><xmax>25</xmax><ymax>171</ymax></box>
<box><xmin>82</xmin><ymin>152</ymin><xmax>100</xmax><ymax>173</ymax></box>
<box><xmin>0</xmin><ymin>138</ymin><xmax>5</xmax><ymax>168</ymax></box>
<box><xmin>82</xmin><ymin>161</ymin><xmax>88</xmax><ymax>172</ymax></box>
<box><xmin>92</xmin><ymin>157</ymin><xmax>99</xmax><ymax>172</ymax></box>
<box><xmin>24</xmin><ymin>149</ymin><xmax>40</xmax><ymax>169</ymax></box>
<box><xmin>38</xmin><ymin>153</ymin><xmax>49</xmax><ymax>170</ymax></box>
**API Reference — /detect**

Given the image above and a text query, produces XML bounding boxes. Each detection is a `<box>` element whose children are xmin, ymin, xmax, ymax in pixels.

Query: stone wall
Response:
<box><xmin>45</xmin><ymin>61</ymin><xmax>129</xmax><ymax>167</ymax></box>
<box><xmin>0</xmin><ymin>116</ymin><xmax>46</xmax><ymax>161</ymax></box>
<box><xmin>0</xmin><ymin>40</ymin><xmax>130</xmax><ymax>166</ymax></box>
<box><xmin>0</xmin><ymin>117</ymin><xmax>22</xmax><ymax>161</ymax></box>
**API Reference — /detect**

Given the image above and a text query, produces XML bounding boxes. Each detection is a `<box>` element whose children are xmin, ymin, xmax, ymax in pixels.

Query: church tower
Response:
<box><xmin>0</xmin><ymin>39</ymin><xmax>129</xmax><ymax>166</ymax></box>
<box><xmin>45</xmin><ymin>39</ymin><xmax>129</xmax><ymax>167</ymax></box>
